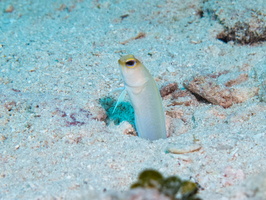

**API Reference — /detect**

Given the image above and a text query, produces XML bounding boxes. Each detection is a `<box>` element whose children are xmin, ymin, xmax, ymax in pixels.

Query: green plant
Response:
<box><xmin>130</xmin><ymin>169</ymin><xmax>202</xmax><ymax>200</ymax></box>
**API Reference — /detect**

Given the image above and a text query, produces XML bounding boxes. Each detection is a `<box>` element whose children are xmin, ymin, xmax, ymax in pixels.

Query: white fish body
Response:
<box><xmin>117</xmin><ymin>55</ymin><xmax>166</xmax><ymax>141</ymax></box>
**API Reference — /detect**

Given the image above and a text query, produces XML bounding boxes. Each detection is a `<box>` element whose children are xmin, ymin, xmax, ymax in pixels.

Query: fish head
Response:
<box><xmin>118</xmin><ymin>55</ymin><xmax>149</xmax><ymax>87</ymax></box>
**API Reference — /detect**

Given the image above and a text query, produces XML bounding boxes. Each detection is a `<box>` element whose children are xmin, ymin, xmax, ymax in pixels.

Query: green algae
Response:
<box><xmin>99</xmin><ymin>97</ymin><xmax>135</xmax><ymax>128</ymax></box>
<box><xmin>131</xmin><ymin>169</ymin><xmax>202</xmax><ymax>200</ymax></box>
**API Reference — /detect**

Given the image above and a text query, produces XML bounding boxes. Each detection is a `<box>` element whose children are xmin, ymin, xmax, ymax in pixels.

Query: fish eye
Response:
<box><xmin>125</xmin><ymin>60</ymin><xmax>136</xmax><ymax>67</ymax></box>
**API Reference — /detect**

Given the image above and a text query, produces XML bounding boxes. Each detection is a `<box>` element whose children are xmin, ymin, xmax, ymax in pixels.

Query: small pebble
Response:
<box><xmin>0</xmin><ymin>135</ymin><xmax>7</xmax><ymax>142</ymax></box>
<box><xmin>5</xmin><ymin>5</ymin><xmax>14</xmax><ymax>13</ymax></box>
<box><xmin>160</xmin><ymin>82</ymin><xmax>178</xmax><ymax>97</ymax></box>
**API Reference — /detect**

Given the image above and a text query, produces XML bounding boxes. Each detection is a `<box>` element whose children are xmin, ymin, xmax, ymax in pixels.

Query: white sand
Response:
<box><xmin>0</xmin><ymin>0</ymin><xmax>265</xmax><ymax>199</ymax></box>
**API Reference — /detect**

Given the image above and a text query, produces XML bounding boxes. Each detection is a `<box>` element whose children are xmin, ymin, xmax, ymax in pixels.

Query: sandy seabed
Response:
<box><xmin>0</xmin><ymin>0</ymin><xmax>266</xmax><ymax>199</ymax></box>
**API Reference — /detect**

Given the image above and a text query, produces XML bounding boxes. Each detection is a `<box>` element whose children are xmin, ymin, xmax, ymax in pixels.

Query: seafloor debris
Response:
<box><xmin>224</xmin><ymin>73</ymin><xmax>249</xmax><ymax>87</ymax></box>
<box><xmin>184</xmin><ymin>73</ymin><xmax>258</xmax><ymax>108</ymax></box>
<box><xmin>0</xmin><ymin>135</ymin><xmax>7</xmax><ymax>142</ymax></box>
<box><xmin>4</xmin><ymin>5</ymin><xmax>14</xmax><ymax>13</ymax></box>
<box><xmin>167</xmin><ymin>89</ymin><xmax>200</xmax><ymax>107</ymax></box>
<box><xmin>167</xmin><ymin>144</ymin><xmax>202</xmax><ymax>154</ymax></box>
<box><xmin>85</xmin><ymin>100</ymin><xmax>107</xmax><ymax>122</ymax></box>
<box><xmin>160</xmin><ymin>82</ymin><xmax>178</xmax><ymax>97</ymax></box>
<box><xmin>52</xmin><ymin>108</ymin><xmax>92</xmax><ymax>127</ymax></box>
<box><xmin>160</xmin><ymin>82</ymin><xmax>200</xmax><ymax>107</ymax></box>
<box><xmin>216</xmin><ymin>22</ymin><xmax>266</xmax><ymax>45</ymax></box>
<box><xmin>120</xmin><ymin>32</ymin><xmax>146</xmax><ymax>45</ymax></box>
<box><xmin>119</xmin><ymin>121</ymin><xmax>137</xmax><ymax>136</ymax></box>
<box><xmin>184</xmin><ymin>76</ymin><xmax>235</xmax><ymax>108</ymax></box>
<box><xmin>217</xmin><ymin>23</ymin><xmax>266</xmax><ymax>44</ymax></box>
<box><xmin>203</xmin><ymin>0</ymin><xmax>266</xmax><ymax>45</ymax></box>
